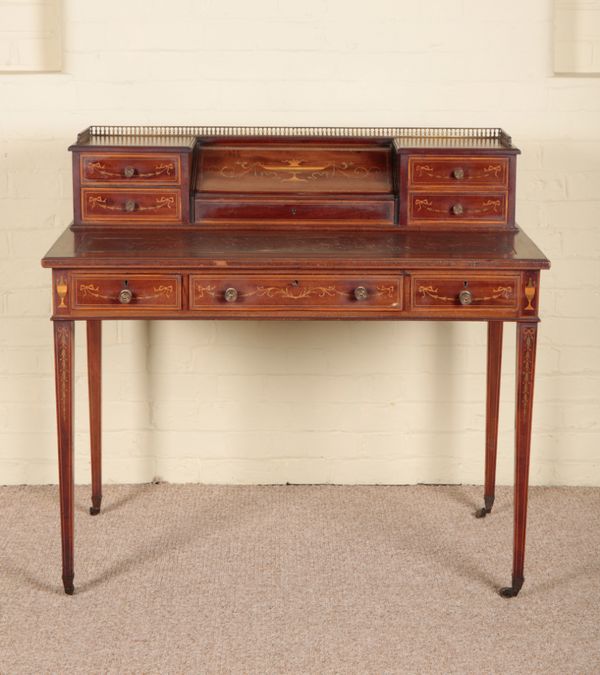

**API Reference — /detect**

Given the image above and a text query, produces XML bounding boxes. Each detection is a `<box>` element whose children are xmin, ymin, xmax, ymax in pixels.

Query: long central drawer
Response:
<box><xmin>189</xmin><ymin>275</ymin><xmax>403</xmax><ymax>312</ymax></box>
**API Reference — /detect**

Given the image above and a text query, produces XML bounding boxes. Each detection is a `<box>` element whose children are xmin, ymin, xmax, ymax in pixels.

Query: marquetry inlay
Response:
<box><xmin>524</xmin><ymin>277</ymin><xmax>536</xmax><ymax>311</ymax></box>
<box><xmin>418</xmin><ymin>285</ymin><xmax>513</xmax><ymax>303</ymax></box>
<box><xmin>521</xmin><ymin>327</ymin><xmax>536</xmax><ymax>413</ymax></box>
<box><xmin>56</xmin><ymin>276</ymin><xmax>68</xmax><ymax>308</ymax></box>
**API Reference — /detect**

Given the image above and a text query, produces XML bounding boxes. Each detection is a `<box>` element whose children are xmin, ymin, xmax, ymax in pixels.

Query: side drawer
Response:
<box><xmin>81</xmin><ymin>188</ymin><xmax>182</xmax><ymax>223</ymax></box>
<box><xmin>410</xmin><ymin>272</ymin><xmax>521</xmax><ymax>315</ymax></box>
<box><xmin>190</xmin><ymin>275</ymin><xmax>402</xmax><ymax>312</ymax></box>
<box><xmin>407</xmin><ymin>192</ymin><xmax>508</xmax><ymax>226</ymax></box>
<box><xmin>72</xmin><ymin>273</ymin><xmax>182</xmax><ymax>310</ymax></box>
<box><xmin>80</xmin><ymin>153</ymin><xmax>181</xmax><ymax>184</ymax></box>
<box><xmin>408</xmin><ymin>156</ymin><xmax>509</xmax><ymax>188</ymax></box>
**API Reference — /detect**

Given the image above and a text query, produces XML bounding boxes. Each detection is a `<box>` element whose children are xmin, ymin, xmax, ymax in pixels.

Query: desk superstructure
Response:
<box><xmin>42</xmin><ymin>126</ymin><xmax>549</xmax><ymax>596</ymax></box>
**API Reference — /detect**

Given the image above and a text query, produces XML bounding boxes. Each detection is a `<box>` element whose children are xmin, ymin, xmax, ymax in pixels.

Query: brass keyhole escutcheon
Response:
<box><xmin>124</xmin><ymin>199</ymin><xmax>136</xmax><ymax>212</ymax></box>
<box><xmin>123</xmin><ymin>166</ymin><xmax>135</xmax><ymax>178</ymax></box>
<box><xmin>452</xmin><ymin>167</ymin><xmax>465</xmax><ymax>180</ymax></box>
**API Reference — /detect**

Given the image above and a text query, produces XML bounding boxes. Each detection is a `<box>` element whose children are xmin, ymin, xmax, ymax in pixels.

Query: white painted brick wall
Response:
<box><xmin>0</xmin><ymin>0</ymin><xmax>61</xmax><ymax>72</ymax></box>
<box><xmin>0</xmin><ymin>0</ymin><xmax>599</xmax><ymax>486</ymax></box>
<box><xmin>555</xmin><ymin>0</ymin><xmax>600</xmax><ymax>73</ymax></box>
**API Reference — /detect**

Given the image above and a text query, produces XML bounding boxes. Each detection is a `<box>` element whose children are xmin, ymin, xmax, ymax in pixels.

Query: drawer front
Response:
<box><xmin>72</xmin><ymin>274</ymin><xmax>182</xmax><ymax>310</ymax></box>
<box><xmin>81</xmin><ymin>153</ymin><xmax>181</xmax><ymax>184</ymax></box>
<box><xmin>407</xmin><ymin>192</ymin><xmax>507</xmax><ymax>226</ymax></box>
<box><xmin>408</xmin><ymin>156</ymin><xmax>509</xmax><ymax>188</ymax></box>
<box><xmin>81</xmin><ymin>188</ymin><xmax>182</xmax><ymax>223</ymax></box>
<box><xmin>195</xmin><ymin>198</ymin><xmax>395</xmax><ymax>224</ymax></box>
<box><xmin>410</xmin><ymin>273</ymin><xmax>520</xmax><ymax>314</ymax></box>
<box><xmin>190</xmin><ymin>275</ymin><xmax>402</xmax><ymax>311</ymax></box>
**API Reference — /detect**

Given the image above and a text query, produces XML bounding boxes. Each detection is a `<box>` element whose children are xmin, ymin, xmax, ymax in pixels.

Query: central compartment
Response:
<box><xmin>194</xmin><ymin>141</ymin><xmax>395</xmax><ymax>226</ymax></box>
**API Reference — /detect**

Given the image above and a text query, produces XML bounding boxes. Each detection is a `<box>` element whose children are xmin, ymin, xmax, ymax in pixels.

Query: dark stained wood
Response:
<box><xmin>69</xmin><ymin>127</ymin><xmax>520</xmax><ymax>231</ymax></box>
<box><xmin>44</xmin><ymin>126</ymin><xmax>549</xmax><ymax>596</ymax></box>
<box><xmin>500</xmin><ymin>321</ymin><xmax>538</xmax><ymax>598</ymax></box>
<box><xmin>189</xmin><ymin>274</ymin><xmax>402</xmax><ymax>312</ymax></box>
<box><xmin>72</xmin><ymin>273</ymin><xmax>182</xmax><ymax>311</ymax></box>
<box><xmin>194</xmin><ymin>195</ymin><xmax>395</xmax><ymax>226</ymax></box>
<box><xmin>81</xmin><ymin>188</ymin><xmax>182</xmax><ymax>224</ymax></box>
<box><xmin>197</xmin><ymin>144</ymin><xmax>393</xmax><ymax>193</ymax></box>
<box><xmin>410</xmin><ymin>272</ymin><xmax>520</xmax><ymax>314</ymax></box>
<box><xmin>54</xmin><ymin>320</ymin><xmax>75</xmax><ymax>595</ymax></box>
<box><xmin>408</xmin><ymin>155</ymin><xmax>509</xmax><ymax>188</ymax></box>
<box><xmin>87</xmin><ymin>321</ymin><xmax>102</xmax><ymax>516</ymax></box>
<box><xmin>80</xmin><ymin>153</ymin><xmax>182</xmax><ymax>184</ymax></box>
<box><xmin>407</xmin><ymin>192</ymin><xmax>508</xmax><ymax>227</ymax></box>
<box><xmin>42</xmin><ymin>228</ymin><xmax>550</xmax><ymax>271</ymax></box>
<box><xmin>476</xmin><ymin>321</ymin><xmax>503</xmax><ymax>518</ymax></box>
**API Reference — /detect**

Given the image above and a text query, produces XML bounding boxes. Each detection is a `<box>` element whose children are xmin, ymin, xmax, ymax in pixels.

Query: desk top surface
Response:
<box><xmin>43</xmin><ymin>227</ymin><xmax>549</xmax><ymax>271</ymax></box>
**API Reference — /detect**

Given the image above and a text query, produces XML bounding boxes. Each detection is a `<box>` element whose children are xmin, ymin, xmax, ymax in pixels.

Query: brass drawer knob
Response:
<box><xmin>452</xmin><ymin>167</ymin><xmax>465</xmax><ymax>180</ymax></box>
<box><xmin>123</xmin><ymin>166</ymin><xmax>136</xmax><ymax>178</ymax></box>
<box><xmin>354</xmin><ymin>286</ymin><xmax>369</xmax><ymax>301</ymax></box>
<box><xmin>119</xmin><ymin>288</ymin><xmax>133</xmax><ymax>304</ymax></box>
<box><xmin>452</xmin><ymin>203</ymin><xmax>464</xmax><ymax>216</ymax></box>
<box><xmin>458</xmin><ymin>289</ymin><xmax>472</xmax><ymax>306</ymax></box>
<box><xmin>224</xmin><ymin>287</ymin><xmax>239</xmax><ymax>303</ymax></box>
<box><xmin>124</xmin><ymin>199</ymin><xmax>136</xmax><ymax>212</ymax></box>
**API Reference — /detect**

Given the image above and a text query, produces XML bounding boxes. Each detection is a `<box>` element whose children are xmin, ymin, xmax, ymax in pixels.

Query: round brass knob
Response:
<box><xmin>354</xmin><ymin>286</ymin><xmax>368</xmax><ymax>301</ymax></box>
<box><xmin>123</xmin><ymin>166</ymin><xmax>136</xmax><ymax>178</ymax></box>
<box><xmin>452</xmin><ymin>167</ymin><xmax>465</xmax><ymax>180</ymax></box>
<box><xmin>124</xmin><ymin>199</ymin><xmax>136</xmax><ymax>212</ymax></box>
<box><xmin>224</xmin><ymin>287</ymin><xmax>239</xmax><ymax>303</ymax></box>
<box><xmin>458</xmin><ymin>289</ymin><xmax>473</xmax><ymax>306</ymax></box>
<box><xmin>452</xmin><ymin>203</ymin><xmax>464</xmax><ymax>216</ymax></box>
<box><xmin>119</xmin><ymin>288</ymin><xmax>133</xmax><ymax>304</ymax></box>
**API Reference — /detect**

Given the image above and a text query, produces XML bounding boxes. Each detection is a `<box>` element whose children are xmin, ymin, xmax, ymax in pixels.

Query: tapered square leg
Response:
<box><xmin>87</xmin><ymin>321</ymin><xmax>102</xmax><ymax>516</ymax></box>
<box><xmin>54</xmin><ymin>320</ymin><xmax>75</xmax><ymax>595</ymax></box>
<box><xmin>500</xmin><ymin>322</ymin><xmax>538</xmax><ymax>598</ymax></box>
<box><xmin>477</xmin><ymin>321</ymin><xmax>503</xmax><ymax>518</ymax></box>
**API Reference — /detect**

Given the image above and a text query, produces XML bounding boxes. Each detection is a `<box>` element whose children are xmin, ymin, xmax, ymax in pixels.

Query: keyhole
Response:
<box><xmin>291</xmin><ymin>280</ymin><xmax>299</xmax><ymax>287</ymax></box>
<box><xmin>291</xmin><ymin>207</ymin><xmax>297</xmax><ymax>216</ymax></box>
<box><xmin>124</xmin><ymin>279</ymin><xmax>129</xmax><ymax>287</ymax></box>
<box><xmin>463</xmin><ymin>280</ymin><xmax>469</xmax><ymax>287</ymax></box>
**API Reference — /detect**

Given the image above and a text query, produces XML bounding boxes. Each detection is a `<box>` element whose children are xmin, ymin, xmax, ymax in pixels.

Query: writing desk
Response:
<box><xmin>42</xmin><ymin>126</ymin><xmax>549</xmax><ymax>597</ymax></box>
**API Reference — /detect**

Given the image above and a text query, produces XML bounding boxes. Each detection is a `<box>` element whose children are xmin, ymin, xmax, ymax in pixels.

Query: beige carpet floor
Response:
<box><xmin>0</xmin><ymin>484</ymin><xmax>599</xmax><ymax>674</ymax></box>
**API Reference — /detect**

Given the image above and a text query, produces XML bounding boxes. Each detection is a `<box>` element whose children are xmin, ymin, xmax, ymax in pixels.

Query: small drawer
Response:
<box><xmin>408</xmin><ymin>156</ymin><xmax>509</xmax><ymax>188</ymax></box>
<box><xmin>72</xmin><ymin>274</ymin><xmax>182</xmax><ymax>310</ymax></box>
<box><xmin>190</xmin><ymin>275</ymin><xmax>402</xmax><ymax>312</ymax></box>
<box><xmin>410</xmin><ymin>272</ymin><xmax>520</xmax><ymax>314</ymax></box>
<box><xmin>407</xmin><ymin>192</ymin><xmax>507</xmax><ymax>226</ymax></box>
<box><xmin>81</xmin><ymin>188</ymin><xmax>182</xmax><ymax>223</ymax></box>
<box><xmin>80</xmin><ymin>153</ymin><xmax>181</xmax><ymax>184</ymax></box>
<box><xmin>195</xmin><ymin>197</ymin><xmax>395</xmax><ymax>224</ymax></box>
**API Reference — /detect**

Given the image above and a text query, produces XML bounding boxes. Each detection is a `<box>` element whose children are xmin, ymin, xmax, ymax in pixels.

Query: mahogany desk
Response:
<box><xmin>42</xmin><ymin>126</ymin><xmax>550</xmax><ymax>597</ymax></box>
